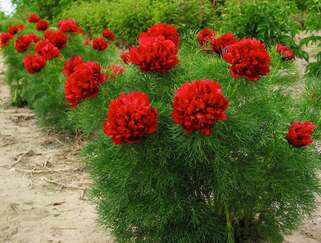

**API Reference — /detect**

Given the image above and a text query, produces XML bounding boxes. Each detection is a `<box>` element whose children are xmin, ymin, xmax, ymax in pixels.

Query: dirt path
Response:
<box><xmin>0</xmin><ymin>57</ymin><xmax>112</xmax><ymax>242</ymax></box>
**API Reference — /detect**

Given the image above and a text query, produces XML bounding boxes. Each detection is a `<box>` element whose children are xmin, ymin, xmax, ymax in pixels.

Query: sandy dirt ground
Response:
<box><xmin>0</xmin><ymin>58</ymin><xmax>113</xmax><ymax>242</ymax></box>
<box><xmin>0</xmin><ymin>33</ymin><xmax>321</xmax><ymax>242</ymax></box>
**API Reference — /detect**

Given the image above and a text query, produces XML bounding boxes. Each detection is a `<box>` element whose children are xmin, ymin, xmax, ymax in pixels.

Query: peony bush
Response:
<box><xmin>1</xmin><ymin>13</ymin><xmax>321</xmax><ymax>243</ymax></box>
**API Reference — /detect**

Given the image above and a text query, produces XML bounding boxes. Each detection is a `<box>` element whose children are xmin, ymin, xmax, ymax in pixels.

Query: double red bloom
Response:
<box><xmin>36</xmin><ymin>20</ymin><xmax>49</xmax><ymax>31</ymax></box>
<box><xmin>212</xmin><ymin>32</ymin><xmax>238</xmax><ymax>56</ymax></box>
<box><xmin>8</xmin><ymin>24</ymin><xmax>25</xmax><ymax>35</ymax></box>
<box><xmin>35</xmin><ymin>40</ymin><xmax>60</xmax><ymax>60</ymax></box>
<box><xmin>172</xmin><ymin>80</ymin><xmax>229</xmax><ymax>136</ymax></box>
<box><xmin>102</xmin><ymin>28</ymin><xmax>116</xmax><ymax>41</ymax></box>
<box><xmin>23</xmin><ymin>54</ymin><xmax>46</xmax><ymax>74</ymax></box>
<box><xmin>129</xmin><ymin>35</ymin><xmax>179</xmax><ymax>72</ymax></box>
<box><xmin>0</xmin><ymin>32</ymin><xmax>13</xmax><ymax>48</ymax></box>
<box><xmin>45</xmin><ymin>30</ymin><xmax>68</xmax><ymax>49</ymax></box>
<box><xmin>64</xmin><ymin>61</ymin><xmax>106</xmax><ymax>107</ymax></box>
<box><xmin>287</xmin><ymin>121</ymin><xmax>316</xmax><ymax>147</ymax></box>
<box><xmin>58</xmin><ymin>19</ymin><xmax>82</xmax><ymax>33</ymax></box>
<box><xmin>197</xmin><ymin>28</ymin><xmax>216</xmax><ymax>49</ymax></box>
<box><xmin>28</xmin><ymin>13</ymin><xmax>40</xmax><ymax>23</ymax></box>
<box><xmin>15</xmin><ymin>33</ymin><xmax>40</xmax><ymax>53</ymax></box>
<box><xmin>223</xmin><ymin>38</ymin><xmax>270</xmax><ymax>81</ymax></box>
<box><xmin>92</xmin><ymin>37</ymin><xmax>109</xmax><ymax>51</ymax></box>
<box><xmin>63</xmin><ymin>55</ymin><xmax>83</xmax><ymax>77</ymax></box>
<box><xmin>276</xmin><ymin>44</ymin><xmax>294</xmax><ymax>60</ymax></box>
<box><xmin>103</xmin><ymin>91</ymin><xmax>158</xmax><ymax>144</ymax></box>
<box><xmin>140</xmin><ymin>23</ymin><xmax>180</xmax><ymax>46</ymax></box>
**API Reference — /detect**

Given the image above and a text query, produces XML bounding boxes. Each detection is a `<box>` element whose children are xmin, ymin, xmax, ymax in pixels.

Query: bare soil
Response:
<box><xmin>0</xmin><ymin>57</ymin><xmax>113</xmax><ymax>243</ymax></box>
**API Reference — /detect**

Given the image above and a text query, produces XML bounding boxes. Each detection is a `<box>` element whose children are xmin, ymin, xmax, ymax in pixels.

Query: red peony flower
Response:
<box><xmin>92</xmin><ymin>37</ymin><xmax>109</xmax><ymax>51</ymax></box>
<box><xmin>23</xmin><ymin>54</ymin><xmax>46</xmax><ymax>74</ymax></box>
<box><xmin>140</xmin><ymin>23</ymin><xmax>180</xmax><ymax>46</ymax></box>
<box><xmin>287</xmin><ymin>121</ymin><xmax>316</xmax><ymax>147</ymax></box>
<box><xmin>28</xmin><ymin>13</ymin><xmax>40</xmax><ymax>23</ymax></box>
<box><xmin>8</xmin><ymin>24</ymin><xmax>25</xmax><ymax>35</ymax></box>
<box><xmin>58</xmin><ymin>19</ymin><xmax>81</xmax><ymax>33</ymax></box>
<box><xmin>35</xmin><ymin>40</ymin><xmax>60</xmax><ymax>60</ymax></box>
<box><xmin>197</xmin><ymin>28</ymin><xmax>216</xmax><ymax>49</ymax></box>
<box><xmin>64</xmin><ymin>61</ymin><xmax>106</xmax><ymax>108</ymax></box>
<box><xmin>223</xmin><ymin>38</ymin><xmax>270</xmax><ymax>81</ymax></box>
<box><xmin>120</xmin><ymin>51</ymin><xmax>131</xmax><ymax>64</ymax></box>
<box><xmin>15</xmin><ymin>34</ymin><xmax>36</xmax><ymax>53</ymax></box>
<box><xmin>0</xmin><ymin>32</ymin><xmax>14</xmax><ymax>48</ymax></box>
<box><xmin>129</xmin><ymin>35</ymin><xmax>179</xmax><ymax>72</ymax></box>
<box><xmin>63</xmin><ymin>55</ymin><xmax>83</xmax><ymax>77</ymax></box>
<box><xmin>36</xmin><ymin>20</ymin><xmax>49</xmax><ymax>31</ymax></box>
<box><xmin>103</xmin><ymin>91</ymin><xmax>158</xmax><ymax>144</ymax></box>
<box><xmin>102</xmin><ymin>28</ymin><xmax>116</xmax><ymax>41</ymax></box>
<box><xmin>172</xmin><ymin>80</ymin><xmax>228</xmax><ymax>136</ymax></box>
<box><xmin>212</xmin><ymin>32</ymin><xmax>238</xmax><ymax>56</ymax></box>
<box><xmin>276</xmin><ymin>44</ymin><xmax>295</xmax><ymax>60</ymax></box>
<box><xmin>45</xmin><ymin>29</ymin><xmax>68</xmax><ymax>49</ymax></box>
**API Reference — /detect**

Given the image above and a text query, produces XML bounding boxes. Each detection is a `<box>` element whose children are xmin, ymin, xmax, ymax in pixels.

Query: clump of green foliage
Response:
<box><xmin>300</xmin><ymin>35</ymin><xmax>321</xmax><ymax>77</ymax></box>
<box><xmin>58</xmin><ymin>0</ymin><xmax>217</xmax><ymax>44</ymax></box>
<box><xmin>12</xmin><ymin>0</ymin><xmax>80</xmax><ymax>19</ymax></box>
<box><xmin>57</xmin><ymin>0</ymin><xmax>113</xmax><ymax>36</ymax></box>
<box><xmin>304</xmin><ymin>0</ymin><xmax>321</xmax><ymax>30</ymax></box>
<box><xmin>221</xmin><ymin>0</ymin><xmax>299</xmax><ymax>47</ymax></box>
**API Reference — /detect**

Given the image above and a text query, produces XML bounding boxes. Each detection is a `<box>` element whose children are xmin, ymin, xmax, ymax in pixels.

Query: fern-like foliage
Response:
<box><xmin>84</xmin><ymin>44</ymin><xmax>321</xmax><ymax>243</ymax></box>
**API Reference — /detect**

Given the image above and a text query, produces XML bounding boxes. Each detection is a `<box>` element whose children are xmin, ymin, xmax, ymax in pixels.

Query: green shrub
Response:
<box><xmin>221</xmin><ymin>0</ymin><xmax>299</xmax><ymax>47</ymax></box>
<box><xmin>84</xmin><ymin>42</ymin><xmax>321</xmax><ymax>242</ymax></box>
<box><xmin>151</xmin><ymin>0</ymin><xmax>216</xmax><ymax>32</ymax></box>
<box><xmin>57</xmin><ymin>0</ymin><xmax>113</xmax><ymax>36</ymax></box>
<box><xmin>59</xmin><ymin>0</ymin><xmax>217</xmax><ymax>44</ymax></box>
<box><xmin>108</xmin><ymin>0</ymin><xmax>154</xmax><ymax>45</ymax></box>
<box><xmin>12</xmin><ymin>0</ymin><xmax>79</xmax><ymax>19</ymax></box>
<box><xmin>2</xmin><ymin>20</ymin><xmax>118</xmax><ymax>130</ymax></box>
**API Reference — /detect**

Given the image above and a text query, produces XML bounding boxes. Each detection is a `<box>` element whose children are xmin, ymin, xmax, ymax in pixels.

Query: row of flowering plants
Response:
<box><xmin>1</xmin><ymin>13</ymin><xmax>321</xmax><ymax>243</ymax></box>
<box><xmin>0</xmin><ymin>14</ymin><xmax>120</xmax><ymax>130</ymax></box>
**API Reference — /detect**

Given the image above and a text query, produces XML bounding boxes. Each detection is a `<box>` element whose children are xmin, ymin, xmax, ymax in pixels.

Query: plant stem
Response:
<box><xmin>225</xmin><ymin>203</ymin><xmax>235</xmax><ymax>243</ymax></box>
